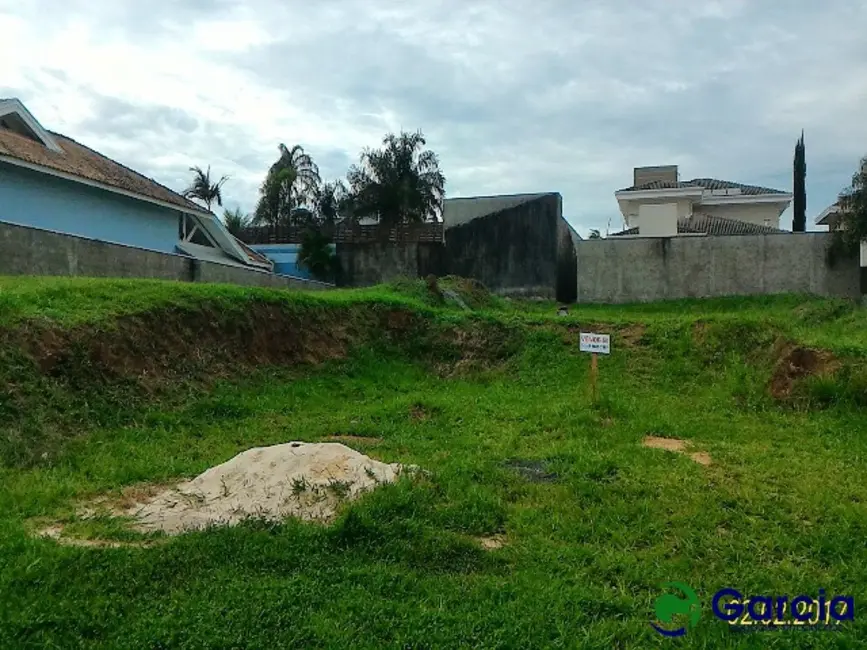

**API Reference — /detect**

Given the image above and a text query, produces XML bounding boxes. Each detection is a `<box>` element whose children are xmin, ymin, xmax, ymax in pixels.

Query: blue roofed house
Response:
<box><xmin>0</xmin><ymin>98</ymin><xmax>272</xmax><ymax>271</ymax></box>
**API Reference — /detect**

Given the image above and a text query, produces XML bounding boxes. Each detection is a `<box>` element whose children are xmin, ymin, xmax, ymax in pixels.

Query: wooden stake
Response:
<box><xmin>590</xmin><ymin>352</ymin><xmax>599</xmax><ymax>404</ymax></box>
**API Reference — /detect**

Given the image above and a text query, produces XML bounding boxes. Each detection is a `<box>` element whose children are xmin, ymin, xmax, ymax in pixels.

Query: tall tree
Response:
<box><xmin>182</xmin><ymin>166</ymin><xmax>229</xmax><ymax>212</ymax></box>
<box><xmin>345</xmin><ymin>130</ymin><xmax>445</xmax><ymax>228</ymax></box>
<box><xmin>793</xmin><ymin>131</ymin><xmax>806</xmax><ymax>232</ymax></box>
<box><xmin>315</xmin><ymin>180</ymin><xmax>348</xmax><ymax>228</ymax></box>
<box><xmin>222</xmin><ymin>207</ymin><xmax>250</xmax><ymax>237</ymax></box>
<box><xmin>253</xmin><ymin>144</ymin><xmax>321</xmax><ymax>227</ymax></box>
<box><xmin>833</xmin><ymin>156</ymin><xmax>867</xmax><ymax>253</ymax></box>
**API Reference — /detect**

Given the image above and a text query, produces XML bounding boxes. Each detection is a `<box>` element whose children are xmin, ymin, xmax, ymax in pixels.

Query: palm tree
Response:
<box><xmin>315</xmin><ymin>180</ymin><xmax>348</xmax><ymax>228</ymax></box>
<box><xmin>222</xmin><ymin>207</ymin><xmax>250</xmax><ymax>237</ymax></box>
<box><xmin>345</xmin><ymin>130</ymin><xmax>445</xmax><ymax>228</ymax></box>
<box><xmin>253</xmin><ymin>144</ymin><xmax>321</xmax><ymax>227</ymax></box>
<box><xmin>182</xmin><ymin>165</ymin><xmax>228</xmax><ymax>212</ymax></box>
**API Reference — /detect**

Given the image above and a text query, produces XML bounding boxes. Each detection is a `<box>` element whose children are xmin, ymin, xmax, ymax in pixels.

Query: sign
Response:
<box><xmin>579</xmin><ymin>332</ymin><xmax>610</xmax><ymax>355</ymax></box>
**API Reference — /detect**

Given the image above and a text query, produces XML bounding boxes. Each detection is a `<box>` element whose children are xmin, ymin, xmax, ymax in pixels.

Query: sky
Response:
<box><xmin>1</xmin><ymin>0</ymin><xmax>866</xmax><ymax>235</ymax></box>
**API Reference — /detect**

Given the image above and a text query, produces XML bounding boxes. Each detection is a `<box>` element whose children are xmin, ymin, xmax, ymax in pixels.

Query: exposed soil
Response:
<box><xmin>642</xmin><ymin>436</ymin><xmax>712</xmax><ymax>466</ymax></box>
<box><xmin>37</xmin><ymin>525</ymin><xmax>160</xmax><ymax>549</ymax></box>
<box><xmin>73</xmin><ymin>442</ymin><xmax>407</xmax><ymax>536</ymax></box>
<box><xmin>477</xmin><ymin>535</ymin><xmax>506</xmax><ymax>550</ymax></box>
<box><xmin>618</xmin><ymin>323</ymin><xmax>647</xmax><ymax>348</ymax></box>
<box><xmin>769</xmin><ymin>344</ymin><xmax>840</xmax><ymax>399</ymax></box>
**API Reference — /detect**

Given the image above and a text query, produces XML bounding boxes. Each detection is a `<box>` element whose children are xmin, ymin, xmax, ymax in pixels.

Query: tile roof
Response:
<box><xmin>618</xmin><ymin>178</ymin><xmax>789</xmax><ymax>195</ymax></box>
<box><xmin>609</xmin><ymin>214</ymin><xmax>788</xmax><ymax>237</ymax></box>
<box><xmin>0</xmin><ymin>127</ymin><xmax>206</xmax><ymax>213</ymax></box>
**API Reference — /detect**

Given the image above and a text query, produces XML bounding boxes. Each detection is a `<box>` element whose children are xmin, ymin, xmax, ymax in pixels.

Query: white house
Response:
<box><xmin>612</xmin><ymin>165</ymin><xmax>792</xmax><ymax>237</ymax></box>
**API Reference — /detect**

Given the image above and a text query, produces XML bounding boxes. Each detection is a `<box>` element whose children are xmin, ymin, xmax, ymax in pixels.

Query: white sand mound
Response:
<box><xmin>123</xmin><ymin>442</ymin><xmax>405</xmax><ymax>534</ymax></box>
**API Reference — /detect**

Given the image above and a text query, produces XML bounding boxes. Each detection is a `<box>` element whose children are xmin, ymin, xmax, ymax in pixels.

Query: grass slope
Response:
<box><xmin>0</xmin><ymin>277</ymin><xmax>866</xmax><ymax>648</ymax></box>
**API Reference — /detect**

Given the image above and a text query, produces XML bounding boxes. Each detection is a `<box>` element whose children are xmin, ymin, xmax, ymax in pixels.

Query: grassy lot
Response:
<box><xmin>0</xmin><ymin>278</ymin><xmax>865</xmax><ymax>648</ymax></box>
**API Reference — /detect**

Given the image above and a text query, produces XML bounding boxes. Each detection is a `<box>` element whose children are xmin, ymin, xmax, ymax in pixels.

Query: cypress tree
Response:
<box><xmin>793</xmin><ymin>131</ymin><xmax>806</xmax><ymax>232</ymax></box>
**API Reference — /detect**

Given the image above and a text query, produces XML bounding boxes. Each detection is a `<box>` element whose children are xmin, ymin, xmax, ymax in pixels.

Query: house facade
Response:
<box><xmin>0</xmin><ymin>98</ymin><xmax>270</xmax><ymax>271</ymax></box>
<box><xmin>612</xmin><ymin>165</ymin><xmax>792</xmax><ymax>237</ymax></box>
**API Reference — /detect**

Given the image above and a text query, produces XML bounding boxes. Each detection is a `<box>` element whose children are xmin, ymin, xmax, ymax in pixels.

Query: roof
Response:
<box><xmin>609</xmin><ymin>214</ymin><xmax>788</xmax><ymax>237</ymax></box>
<box><xmin>238</xmin><ymin>222</ymin><xmax>445</xmax><ymax>245</ymax></box>
<box><xmin>0</xmin><ymin>99</ymin><xmax>206</xmax><ymax>214</ymax></box>
<box><xmin>617</xmin><ymin>178</ymin><xmax>789</xmax><ymax>196</ymax></box>
<box><xmin>442</xmin><ymin>192</ymin><xmax>555</xmax><ymax>228</ymax></box>
<box><xmin>816</xmin><ymin>202</ymin><xmax>841</xmax><ymax>225</ymax></box>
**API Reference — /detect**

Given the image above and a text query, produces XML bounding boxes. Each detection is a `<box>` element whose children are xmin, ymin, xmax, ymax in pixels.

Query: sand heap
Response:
<box><xmin>122</xmin><ymin>442</ymin><xmax>405</xmax><ymax>534</ymax></box>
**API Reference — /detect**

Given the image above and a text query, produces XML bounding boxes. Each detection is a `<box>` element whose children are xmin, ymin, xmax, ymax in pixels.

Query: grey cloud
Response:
<box><xmin>79</xmin><ymin>95</ymin><xmax>199</xmax><ymax>138</ymax></box>
<box><xmin>5</xmin><ymin>0</ymin><xmax>867</xmax><ymax>233</ymax></box>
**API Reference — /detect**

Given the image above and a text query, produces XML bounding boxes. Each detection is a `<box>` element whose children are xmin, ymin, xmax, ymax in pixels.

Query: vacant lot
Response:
<box><xmin>1</xmin><ymin>277</ymin><xmax>865</xmax><ymax>648</ymax></box>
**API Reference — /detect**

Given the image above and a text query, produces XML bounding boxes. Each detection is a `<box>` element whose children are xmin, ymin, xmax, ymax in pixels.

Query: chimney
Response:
<box><xmin>634</xmin><ymin>165</ymin><xmax>678</xmax><ymax>188</ymax></box>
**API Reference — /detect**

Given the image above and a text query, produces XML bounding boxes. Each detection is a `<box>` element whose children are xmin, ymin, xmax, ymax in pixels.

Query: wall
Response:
<box><xmin>700</xmin><ymin>203</ymin><xmax>784</xmax><ymax>228</ymax></box>
<box><xmin>0</xmin><ymin>162</ymin><xmax>183</xmax><ymax>253</ymax></box>
<box><xmin>0</xmin><ymin>220</ymin><xmax>331</xmax><ymax>291</ymax></box>
<box><xmin>336</xmin><ymin>242</ymin><xmax>445</xmax><ymax>287</ymax></box>
<box><xmin>622</xmin><ymin>197</ymin><xmax>693</xmax><ymax>228</ymax></box>
<box><xmin>444</xmin><ymin>194</ymin><xmax>562</xmax><ymax>298</ymax></box>
<box><xmin>638</xmin><ymin>203</ymin><xmax>678</xmax><ymax>237</ymax></box>
<box><xmin>576</xmin><ymin>233</ymin><xmax>860</xmax><ymax>303</ymax></box>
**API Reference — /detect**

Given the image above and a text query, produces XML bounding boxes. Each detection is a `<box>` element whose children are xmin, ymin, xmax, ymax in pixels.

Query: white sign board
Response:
<box><xmin>579</xmin><ymin>332</ymin><xmax>610</xmax><ymax>355</ymax></box>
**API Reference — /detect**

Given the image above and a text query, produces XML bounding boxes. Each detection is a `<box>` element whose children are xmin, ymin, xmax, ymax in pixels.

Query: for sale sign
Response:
<box><xmin>579</xmin><ymin>332</ymin><xmax>610</xmax><ymax>355</ymax></box>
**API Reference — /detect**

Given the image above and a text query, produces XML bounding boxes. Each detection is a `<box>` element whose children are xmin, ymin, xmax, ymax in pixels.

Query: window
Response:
<box><xmin>179</xmin><ymin>214</ymin><xmax>216</xmax><ymax>248</ymax></box>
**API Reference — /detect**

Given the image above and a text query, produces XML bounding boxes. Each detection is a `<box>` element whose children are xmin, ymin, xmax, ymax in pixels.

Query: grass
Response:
<box><xmin>0</xmin><ymin>277</ymin><xmax>866</xmax><ymax>647</ymax></box>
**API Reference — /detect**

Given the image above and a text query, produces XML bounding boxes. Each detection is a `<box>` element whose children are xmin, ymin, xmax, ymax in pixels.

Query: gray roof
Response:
<box><xmin>618</xmin><ymin>178</ymin><xmax>789</xmax><ymax>196</ymax></box>
<box><xmin>609</xmin><ymin>214</ymin><xmax>788</xmax><ymax>237</ymax></box>
<box><xmin>442</xmin><ymin>192</ymin><xmax>553</xmax><ymax>228</ymax></box>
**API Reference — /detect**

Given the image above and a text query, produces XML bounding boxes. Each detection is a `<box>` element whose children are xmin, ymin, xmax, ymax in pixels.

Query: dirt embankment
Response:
<box><xmin>0</xmin><ymin>300</ymin><xmax>524</xmax><ymax>466</ymax></box>
<box><xmin>769</xmin><ymin>343</ymin><xmax>840</xmax><ymax>399</ymax></box>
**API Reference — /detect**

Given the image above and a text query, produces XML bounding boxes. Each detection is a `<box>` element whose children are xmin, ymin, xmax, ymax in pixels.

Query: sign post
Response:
<box><xmin>579</xmin><ymin>332</ymin><xmax>611</xmax><ymax>404</ymax></box>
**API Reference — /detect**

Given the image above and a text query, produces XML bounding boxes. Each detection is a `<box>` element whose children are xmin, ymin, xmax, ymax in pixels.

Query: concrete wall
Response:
<box><xmin>576</xmin><ymin>233</ymin><xmax>860</xmax><ymax>303</ymax></box>
<box><xmin>0</xmin><ymin>162</ymin><xmax>183</xmax><ymax>253</ymax></box>
<box><xmin>336</xmin><ymin>242</ymin><xmax>445</xmax><ymax>287</ymax></box>
<box><xmin>0</xmin><ymin>220</ymin><xmax>330</xmax><ymax>291</ymax></box>
<box><xmin>444</xmin><ymin>194</ymin><xmax>563</xmax><ymax>299</ymax></box>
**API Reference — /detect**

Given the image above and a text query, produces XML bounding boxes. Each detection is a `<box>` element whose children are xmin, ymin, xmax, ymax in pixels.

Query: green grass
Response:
<box><xmin>0</xmin><ymin>278</ymin><xmax>866</xmax><ymax>648</ymax></box>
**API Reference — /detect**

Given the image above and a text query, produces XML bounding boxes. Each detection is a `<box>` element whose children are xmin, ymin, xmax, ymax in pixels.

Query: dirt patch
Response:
<box><xmin>770</xmin><ymin>344</ymin><xmax>840</xmax><ymax>399</ymax></box>
<box><xmin>692</xmin><ymin>321</ymin><xmax>710</xmax><ymax>344</ymax></box>
<box><xmin>618</xmin><ymin>323</ymin><xmax>647</xmax><ymax>348</ymax></box>
<box><xmin>37</xmin><ymin>524</ymin><xmax>160</xmax><ymax>549</ymax></box>
<box><xmin>642</xmin><ymin>436</ymin><xmax>712</xmax><ymax>466</ymax></box>
<box><xmin>477</xmin><ymin>534</ymin><xmax>506</xmax><ymax>550</ymax></box>
<box><xmin>96</xmin><ymin>442</ymin><xmax>409</xmax><ymax>535</ymax></box>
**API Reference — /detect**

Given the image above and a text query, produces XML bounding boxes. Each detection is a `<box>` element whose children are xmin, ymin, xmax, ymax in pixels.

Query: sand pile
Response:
<box><xmin>120</xmin><ymin>442</ymin><xmax>405</xmax><ymax>534</ymax></box>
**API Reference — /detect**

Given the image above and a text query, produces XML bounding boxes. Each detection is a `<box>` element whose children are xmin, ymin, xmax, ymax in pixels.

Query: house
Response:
<box><xmin>0</xmin><ymin>98</ymin><xmax>271</xmax><ymax>271</ymax></box>
<box><xmin>816</xmin><ymin>202</ymin><xmax>843</xmax><ymax>231</ymax></box>
<box><xmin>611</xmin><ymin>165</ymin><xmax>792</xmax><ymax>237</ymax></box>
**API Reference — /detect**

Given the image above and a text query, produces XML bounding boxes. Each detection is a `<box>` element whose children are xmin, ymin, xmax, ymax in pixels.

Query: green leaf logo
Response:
<box><xmin>650</xmin><ymin>582</ymin><xmax>701</xmax><ymax>637</ymax></box>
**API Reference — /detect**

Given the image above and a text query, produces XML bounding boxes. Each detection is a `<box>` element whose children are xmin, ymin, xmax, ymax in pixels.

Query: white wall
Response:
<box><xmin>622</xmin><ymin>198</ymin><xmax>693</xmax><ymax>228</ymax></box>
<box><xmin>638</xmin><ymin>203</ymin><xmax>678</xmax><ymax>236</ymax></box>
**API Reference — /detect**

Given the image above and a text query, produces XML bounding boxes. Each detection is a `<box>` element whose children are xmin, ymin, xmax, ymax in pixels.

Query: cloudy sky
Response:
<box><xmin>1</xmin><ymin>0</ymin><xmax>865</xmax><ymax>234</ymax></box>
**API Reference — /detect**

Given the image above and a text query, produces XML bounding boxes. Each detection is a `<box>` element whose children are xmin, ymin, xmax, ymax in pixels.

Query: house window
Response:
<box><xmin>179</xmin><ymin>213</ymin><xmax>216</xmax><ymax>248</ymax></box>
